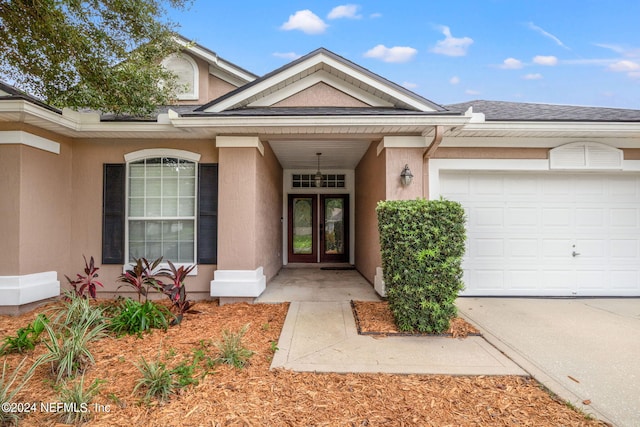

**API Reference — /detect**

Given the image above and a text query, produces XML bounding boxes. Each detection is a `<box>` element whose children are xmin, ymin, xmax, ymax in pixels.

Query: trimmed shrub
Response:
<box><xmin>377</xmin><ymin>198</ymin><xmax>466</xmax><ymax>333</ymax></box>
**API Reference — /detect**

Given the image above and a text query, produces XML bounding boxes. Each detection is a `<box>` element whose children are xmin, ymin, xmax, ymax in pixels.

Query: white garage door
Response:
<box><xmin>440</xmin><ymin>171</ymin><xmax>640</xmax><ymax>296</ymax></box>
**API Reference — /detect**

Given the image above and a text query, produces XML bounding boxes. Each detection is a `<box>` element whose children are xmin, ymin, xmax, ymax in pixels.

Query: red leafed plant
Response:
<box><xmin>117</xmin><ymin>257</ymin><xmax>164</xmax><ymax>302</ymax></box>
<box><xmin>65</xmin><ymin>255</ymin><xmax>104</xmax><ymax>299</ymax></box>
<box><xmin>158</xmin><ymin>260</ymin><xmax>196</xmax><ymax>325</ymax></box>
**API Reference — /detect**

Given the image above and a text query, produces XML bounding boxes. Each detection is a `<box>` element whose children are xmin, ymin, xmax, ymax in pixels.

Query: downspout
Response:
<box><xmin>422</xmin><ymin>125</ymin><xmax>444</xmax><ymax>198</ymax></box>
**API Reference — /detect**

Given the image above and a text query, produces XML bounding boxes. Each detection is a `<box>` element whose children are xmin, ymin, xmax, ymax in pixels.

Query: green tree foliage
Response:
<box><xmin>0</xmin><ymin>0</ymin><xmax>190</xmax><ymax>116</ymax></box>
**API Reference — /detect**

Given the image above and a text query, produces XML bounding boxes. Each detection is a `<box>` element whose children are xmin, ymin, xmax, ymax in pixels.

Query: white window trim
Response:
<box><xmin>124</xmin><ymin>149</ymin><xmax>201</xmax><ymax>275</ymax></box>
<box><xmin>161</xmin><ymin>53</ymin><xmax>199</xmax><ymax>101</ymax></box>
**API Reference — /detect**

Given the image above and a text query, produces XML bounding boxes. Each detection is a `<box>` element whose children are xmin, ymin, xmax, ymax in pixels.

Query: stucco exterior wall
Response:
<box><xmin>385</xmin><ymin>147</ymin><xmax>424</xmax><ymax>200</ymax></box>
<box><xmin>19</xmin><ymin>142</ymin><xmax>72</xmax><ymax>276</ymax></box>
<box><xmin>208</xmin><ymin>75</ymin><xmax>238</xmax><ymax>102</ymax></box>
<box><xmin>70</xmin><ymin>139</ymin><xmax>218</xmax><ymax>298</ymax></box>
<box><xmin>0</xmin><ymin>145</ymin><xmax>22</xmax><ymax>275</ymax></box>
<box><xmin>217</xmin><ymin>147</ymin><xmax>258</xmax><ymax>271</ymax></box>
<box><xmin>254</xmin><ymin>142</ymin><xmax>283</xmax><ymax>281</ymax></box>
<box><xmin>354</xmin><ymin>141</ymin><xmax>385</xmax><ymax>284</ymax></box>
<box><xmin>433</xmin><ymin>147</ymin><xmax>549</xmax><ymax>159</ymax></box>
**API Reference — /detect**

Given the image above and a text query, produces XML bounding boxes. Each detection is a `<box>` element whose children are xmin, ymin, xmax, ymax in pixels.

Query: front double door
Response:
<box><xmin>288</xmin><ymin>194</ymin><xmax>349</xmax><ymax>263</ymax></box>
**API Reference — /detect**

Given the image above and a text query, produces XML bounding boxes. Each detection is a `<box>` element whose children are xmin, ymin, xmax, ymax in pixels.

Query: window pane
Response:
<box><xmin>146</xmin><ymin>198</ymin><xmax>162</xmax><ymax>216</ymax></box>
<box><xmin>178</xmin><ymin>197</ymin><xmax>195</xmax><ymax>216</ymax></box>
<box><xmin>162</xmin><ymin>198</ymin><xmax>178</xmax><ymax>216</ymax></box>
<box><xmin>127</xmin><ymin>157</ymin><xmax>196</xmax><ymax>263</ymax></box>
<box><xmin>129</xmin><ymin>198</ymin><xmax>144</xmax><ymax>217</ymax></box>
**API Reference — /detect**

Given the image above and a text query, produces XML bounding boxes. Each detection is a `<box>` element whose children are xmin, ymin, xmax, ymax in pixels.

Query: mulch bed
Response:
<box><xmin>352</xmin><ymin>300</ymin><xmax>481</xmax><ymax>338</ymax></box>
<box><xmin>0</xmin><ymin>299</ymin><xmax>606</xmax><ymax>426</ymax></box>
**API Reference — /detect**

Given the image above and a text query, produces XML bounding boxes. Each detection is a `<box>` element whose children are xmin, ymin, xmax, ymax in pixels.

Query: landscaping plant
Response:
<box><xmin>377</xmin><ymin>198</ymin><xmax>466</xmax><ymax>333</ymax></box>
<box><xmin>133</xmin><ymin>357</ymin><xmax>177</xmax><ymax>402</ymax></box>
<box><xmin>0</xmin><ymin>358</ymin><xmax>40</xmax><ymax>426</ymax></box>
<box><xmin>117</xmin><ymin>257</ymin><xmax>164</xmax><ymax>302</ymax></box>
<box><xmin>65</xmin><ymin>255</ymin><xmax>104</xmax><ymax>299</ymax></box>
<box><xmin>48</xmin><ymin>291</ymin><xmax>105</xmax><ymax>329</ymax></box>
<box><xmin>158</xmin><ymin>260</ymin><xmax>196</xmax><ymax>324</ymax></box>
<box><xmin>58</xmin><ymin>375</ymin><xmax>105</xmax><ymax>425</ymax></box>
<box><xmin>37</xmin><ymin>305</ymin><xmax>108</xmax><ymax>382</ymax></box>
<box><xmin>108</xmin><ymin>298</ymin><xmax>172</xmax><ymax>336</ymax></box>
<box><xmin>0</xmin><ymin>314</ymin><xmax>48</xmax><ymax>355</ymax></box>
<box><xmin>214</xmin><ymin>323</ymin><xmax>254</xmax><ymax>369</ymax></box>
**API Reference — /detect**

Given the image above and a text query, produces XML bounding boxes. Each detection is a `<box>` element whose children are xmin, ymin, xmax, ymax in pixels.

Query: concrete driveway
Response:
<box><xmin>457</xmin><ymin>298</ymin><xmax>640</xmax><ymax>427</ymax></box>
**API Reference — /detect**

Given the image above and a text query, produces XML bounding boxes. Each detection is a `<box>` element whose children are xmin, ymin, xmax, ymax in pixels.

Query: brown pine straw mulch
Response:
<box><xmin>0</xmin><ymin>300</ymin><xmax>606</xmax><ymax>426</ymax></box>
<box><xmin>351</xmin><ymin>300</ymin><xmax>481</xmax><ymax>338</ymax></box>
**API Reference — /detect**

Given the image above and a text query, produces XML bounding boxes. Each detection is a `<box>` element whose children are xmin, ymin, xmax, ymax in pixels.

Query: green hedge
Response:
<box><xmin>376</xmin><ymin>198</ymin><xmax>466</xmax><ymax>333</ymax></box>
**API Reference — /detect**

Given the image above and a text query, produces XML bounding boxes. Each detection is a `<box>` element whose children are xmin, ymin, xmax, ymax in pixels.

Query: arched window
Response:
<box><xmin>162</xmin><ymin>53</ymin><xmax>199</xmax><ymax>100</ymax></box>
<box><xmin>125</xmin><ymin>150</ymin><xmax>200</xmax><ymax>264</ymax></box>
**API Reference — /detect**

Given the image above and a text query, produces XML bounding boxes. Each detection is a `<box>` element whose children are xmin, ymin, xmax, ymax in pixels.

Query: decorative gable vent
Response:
<box><xmin>549</xmin><ymin>142</ymin><xmax>623</xmax><ymax>170</ymax></box>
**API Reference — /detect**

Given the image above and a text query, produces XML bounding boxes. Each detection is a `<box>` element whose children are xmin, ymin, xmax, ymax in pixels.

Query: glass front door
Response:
<box><xmin>287</xmin><ymin>194</ymin><xmax>349</xmax><ymax>263</ymax></box>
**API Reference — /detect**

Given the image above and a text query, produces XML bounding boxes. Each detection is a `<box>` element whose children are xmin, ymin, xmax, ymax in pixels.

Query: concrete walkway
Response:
<box><xmin>257</xmin><ymin>268</ymin><xmax>525</xmax><ymax>376</ymax></box>
<box><xmin>457</xmin><ymin>298</ymin><xmax>640</xmax><ymax>427</ymax></box>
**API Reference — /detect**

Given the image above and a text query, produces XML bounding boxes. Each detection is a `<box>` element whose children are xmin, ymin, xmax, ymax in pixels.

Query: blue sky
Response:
<box><xmin>170</xmin><ymin>1</ymin><xmax>640</xmax><ymax>109</ymax></box>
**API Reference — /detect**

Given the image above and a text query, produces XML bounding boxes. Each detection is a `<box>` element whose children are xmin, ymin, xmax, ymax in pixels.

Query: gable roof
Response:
<box><xmin>195</xmin><ymin>48</ymin><xmax>446</xmax><ymax>113</ymax></box>
<box><xmin>446</xmin><ymin>100</ymin><xmax>640</xmax><ymax>122</ymax></box>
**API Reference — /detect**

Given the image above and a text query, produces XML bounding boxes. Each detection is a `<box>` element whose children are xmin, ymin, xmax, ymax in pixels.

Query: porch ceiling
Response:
<box><xmin>269</xmin><ymin>139</ymin><xmax>371</xmax><ymax>169</ymax></box>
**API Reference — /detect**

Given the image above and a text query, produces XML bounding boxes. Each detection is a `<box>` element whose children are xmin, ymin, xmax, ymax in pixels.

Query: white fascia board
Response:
<box><xmin>0</xmin><ymin>130</ymin><xmax>60</xmax><ymax>154</ymax></box>
<box><xmin>205</xmin><ymin>52</ymin><xmax>437</xmax><ymax>113</ymax></box>
<box><xmin>171</xmin><ymin>114</ymin><xmax>472</xmax><ymax>130</ymax></box>
<box><xmin>175</xmin><ymin>38</ymin><xmax>256</xmax><ymax>84</ymax></box>
<box><xmin>248</xmin><ymin>70</ymin><xmax>393</xmax><ymax>108</ymax></box>
<box><xmin>461</xmin><ymin>120</ymin><xmax>640</xmax><ymax>135</ymax></box>
<box><xmin>124</xmin><ymin>148</ymin><xmax>201</xmax><ymax>163</ymax></box>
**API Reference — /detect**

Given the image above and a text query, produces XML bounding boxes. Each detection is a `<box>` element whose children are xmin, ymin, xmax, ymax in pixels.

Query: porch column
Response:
<box><xmin>210</xmin><ymin>137</ymin><xmax>265</xmax><ymax>302</ymax></box>
<box><xmin>373</xmin><ymin>136</ymin><xmax>428</xmax><ymax>296</ymax></box>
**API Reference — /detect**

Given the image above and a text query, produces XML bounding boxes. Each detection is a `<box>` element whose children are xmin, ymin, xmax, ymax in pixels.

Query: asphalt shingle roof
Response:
<box><xmin>445</xmin><ymin>100</ymin><xmax>640</xmax><ymax>122</ymax></box>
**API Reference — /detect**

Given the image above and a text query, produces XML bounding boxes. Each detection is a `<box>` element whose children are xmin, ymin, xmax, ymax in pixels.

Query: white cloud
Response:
<box><xmin>364</xmin><ymin>44</ymin><xmax>417</xmax><ymax>63</ymax></box>
<box><xmin>273</xmin><ymin>52</ymin><xmax>301</xmax><ymax>60</ymax></box>
<box><xmin>369</xmin><ymin>12</ymin><xmax>382</xmax><ymax>19</ymax></box>
<box><xmin>465</xmin><ymin>89</ymin><xmax>481</xmax><ymax>96</ymax></box>
<box><xmin>500</xmin><ymin>58</ymin><xmax>524</xmax><ymax>69</ymax></box>
<box><xmin>328</xmin><ymin>4</ymin><xmax>361</xmax><ymax>20</ymax></box>
<box><xmin>430</xmin><ymin>26</ymin><xmax>473</xmax><ymax>57</ymax></box>
<box><xmin>527</xmin><ymin>22</ymin><xmax>570</xmax><ymax>50</ymax></box>
<box><xmin>609</xmin><ymin>60</ymin><xmax>640</xmax><ymax>72</ymax></box>
<box><xmin>402</xmin><ymin>81</ymin><xmax>418</xmax><ymax>89</ymax></box>
<box><xmin>449</xmin><ymin>76</ymin><xmax>460</xmax><ymax>85</ymax></box>
<box><xmin>629</xmin><ymin>72</ymin><xmax>640</xmax><ymax>79</ymax></box>
<box><xmin>280</xmin><ymin>10</ymin><xmax>328</xmax><ymax>34</ymax></box>
<box><xmin>523</xmin><ymin>73</ymin><xmax>543</xmax><ymax>80</ymax></box>
<box><xmin>533</xmin><ymin>55</ymin><xmax>558</xmax><ymax>66</ymax></box>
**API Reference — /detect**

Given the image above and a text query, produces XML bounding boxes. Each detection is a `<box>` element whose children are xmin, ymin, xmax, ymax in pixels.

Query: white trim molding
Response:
<box><xmin>216</xmin><ymin>135</ymin><xmax>265</xmax><ymax>156</ymax></box>
<box><xmin>0</xmin><ymin>130</ymin><xmax>60</xmax><ymax>154</ymax></box>
<box><xmin>549</xmin><ymin>141</ymin><xmax>623</xmax><ymax>170</ymax></box>
<box><xmin>210</xmin><ymin>267</ymin><xmax>266</xmax><ymax>297</ymax></box>
<box><xmin>0</xmin><ymin>271</ymin><xmax>60</xmax><ymax>306</ymax></box>
<box><xmin>123</xmin><ymin>148</ymin><xmax>201</xmax><ymax>163</ymax></box>
<box><xmin>429</xmin><ymin>157</ymin><xmax>640</xmax><ymax>198</ymax></box>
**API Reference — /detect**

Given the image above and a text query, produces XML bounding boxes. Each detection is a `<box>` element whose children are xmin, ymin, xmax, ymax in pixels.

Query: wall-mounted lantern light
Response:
<box><xmin>400</xmin><ymin>164</ymin><xmax>413</xmax><ymax>186</ymax></box>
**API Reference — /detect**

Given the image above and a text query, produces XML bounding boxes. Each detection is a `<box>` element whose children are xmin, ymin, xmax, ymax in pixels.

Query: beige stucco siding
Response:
<box><xmin>354</xmin><ymin>142</ymin><xmax>385</xmax><ymax>284</ymax></box>
<box><xmin>432</xmin><ymin>147</ymin><xmax>549</xmax><ymax>159</ymax></box>
<box><xmin>0</xmin><ymin>145</ymin><xmax>22</xmax><ymax>275</ymax></box>
<box><xmin>254</xmin><ymin>142</ymin><xmax>283</xmax><ymax>281</ymax></box>
<box><xmin>69</xmin><ymin>139</ymin><xmax>218</xmax><ymax>298</ymax></box>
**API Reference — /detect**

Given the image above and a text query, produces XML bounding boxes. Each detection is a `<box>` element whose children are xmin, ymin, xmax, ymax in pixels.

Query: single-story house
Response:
<box><xmin>2</xmin><ymin>36</ymin><xmax>640</xmax><ymax>312</ymax></box>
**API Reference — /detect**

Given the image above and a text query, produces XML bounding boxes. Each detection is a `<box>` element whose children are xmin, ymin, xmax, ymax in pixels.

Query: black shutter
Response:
<box><xmin>198</xmin><ymin>164</ymin><xmax>218</xmax><ymax>264</ymax></box>
<box><xmin>102</xmin><ymin>164</ymin><xmax>126</xmax><ymax>264</ymax></box>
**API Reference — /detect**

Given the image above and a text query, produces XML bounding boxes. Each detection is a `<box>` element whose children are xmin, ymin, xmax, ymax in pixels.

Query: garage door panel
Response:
<box><xmin>611</xmin><ymin>271</ymin><xmax>639</xmax><ymax>289</ymax></box>
<box><xmin>508</xmin><ymin>238</ymin><xmax>538</xmax><ymax>258</ymax></box>
<box><xmin>440</xmin><ymin>171</ymin><xmax>640</xmax><ymax>296</ymax></box>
